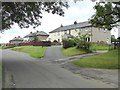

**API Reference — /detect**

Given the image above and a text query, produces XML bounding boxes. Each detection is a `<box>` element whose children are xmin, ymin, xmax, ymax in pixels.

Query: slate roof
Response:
<box><xmin>49</xmin><ymin>21</ymin><xmax>91</xmax><ymax>33</ymax></box>
<box><xmin>10</xmin><ymin>37</ymin><xmax>24</xmax><ymax>41</ymax></box>
<box><xmin>24</xmin><ymin>31</ymin><xmax>49</xmax><ymax>38</ymax></box>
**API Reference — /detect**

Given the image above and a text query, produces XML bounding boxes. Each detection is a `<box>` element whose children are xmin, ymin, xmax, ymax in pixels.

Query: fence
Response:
<box><xmin>9</xmin><ymin>41</ymin><xmax>51</xmax><ymax>46</ymax></box>
<box><xmin>111</xmin><ymin>41</ymin><xmax>120</xmax><ymax>49</ymax></box>
<box><xmin>20</xmin><ymin>41</ymin><xmax>51</xmax><ymax>46</ymax></box>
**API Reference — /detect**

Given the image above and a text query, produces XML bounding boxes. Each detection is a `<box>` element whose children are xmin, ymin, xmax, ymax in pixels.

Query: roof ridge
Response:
<box><xmin>49</xmin><ymin>21</ymin><xmax>91</xmax><ymax>33</ymax></box>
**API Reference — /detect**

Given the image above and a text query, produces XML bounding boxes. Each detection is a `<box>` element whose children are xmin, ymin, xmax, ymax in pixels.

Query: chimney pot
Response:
<box><xmin>61</xmin><ymin>24</ymin><xmax>63</xmax><ymax>27</ymax></box>
<box><xmin>74</xmin><ymin>21</ymin><xmax>77</xmax><ymax>25</ymax></box>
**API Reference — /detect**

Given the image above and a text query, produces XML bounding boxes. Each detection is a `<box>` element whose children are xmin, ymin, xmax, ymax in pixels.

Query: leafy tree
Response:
<box><xmin>111</xmin><ymin>35</ymin><xmax>116</xmax><ymax>42</ymax></box>
<box><xmin>72</xmin><ymin>32</ymin><xmax>91</xmax><ymax>51</ymax></box>
<box><xmin>1</xmin><ymin>2</ymin><xmax>69</xmax><ymax>31</ymax></box>
<box><xmin>89</xmin><ymin>2</ymin><xmax>120</xmax><ymax>31</ymax></box>
<box><xmin>62</xmin><ymin>38</ymin><xmax>76</xmax><ymax>48</ymax></box>
<box><xmin>117</xmin><ymin>37</ymin><xmax>120</xmax><ymax>40</ymax></box>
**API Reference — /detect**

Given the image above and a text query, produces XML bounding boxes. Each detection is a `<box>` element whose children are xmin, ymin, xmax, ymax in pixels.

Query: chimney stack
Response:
<box><xmin>74</xmin><ymin>21</ymin><xmax>77</xmax><ymax>25</ymax></box>
<box><xmin>61</xmin><ymin>24</ymin><xmax>63</xmax><ymax>27</ymax></box>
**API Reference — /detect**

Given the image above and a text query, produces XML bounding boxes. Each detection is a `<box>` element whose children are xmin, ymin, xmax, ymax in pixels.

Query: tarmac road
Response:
<box><xmin>2</xmin><ymin>46</ymin><xmax>115</xmax><ymax>88</ymax></box>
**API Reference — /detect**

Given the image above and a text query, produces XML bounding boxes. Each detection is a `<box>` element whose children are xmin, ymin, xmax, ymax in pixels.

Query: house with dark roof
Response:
<box><xmin>49</xmin><ymin>21</ymin><xmax>111</xmax><ymax>44</ymax></box>
<box><xmin>24</xmin><ymin>31</ymin><xmax>49</xmax><ymax>42</ymax></box>
<box><xmin>9</xmin><ymin>36</ymin><xmax>24</xmax><ymax>45</ymax></box>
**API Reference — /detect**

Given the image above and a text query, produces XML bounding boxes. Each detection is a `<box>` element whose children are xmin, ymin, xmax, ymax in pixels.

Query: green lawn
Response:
<box><xmin>90</xmin><ymin>44</ymin><xmax>110</xmax><ymax>51</ymax></box>
<box><xmin>62</xmin><ymin>44</ymin><xmax>111</xmax><ymax>56</ymax></box>
<box><xmin>62</xmin><ymin>47</ymin><xmax>90</xmax><ymax>56</ymax></box>
<box><xmin>11</xmin><ymin>46</ymin><xmax>47</xmax><ymax>58</ymax></box>
<box><xmin>71</xmin><ymin>49</ymin><xmax>119</xmax><ymax>69</ymax></box>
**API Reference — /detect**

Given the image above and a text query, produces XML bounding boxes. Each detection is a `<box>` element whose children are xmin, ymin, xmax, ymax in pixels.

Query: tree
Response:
<box><xmin>72</xmin><ymin>32</ymin><xmax>91</xmax><ymax>51</ymax></box>
<box><xmin>89</xmin><ymin>2</ymin><xmax>120</xmax><ymax>31</ymax></box>
<box><xmin>111</xmin><ymin>35</ymin><xmax>116</xmax><ymax>42</ymax></box>
<box><xmin>1</xmin><ymin>2</ymin><xmax>69</xmax><ymax>31</ymax></box>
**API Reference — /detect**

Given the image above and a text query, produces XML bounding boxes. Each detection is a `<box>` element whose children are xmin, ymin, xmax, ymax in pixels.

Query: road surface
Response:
<box><xmin>2</xmin><ymin>46</ymin><xmax>115</xmax><ymax>88</ymax></box>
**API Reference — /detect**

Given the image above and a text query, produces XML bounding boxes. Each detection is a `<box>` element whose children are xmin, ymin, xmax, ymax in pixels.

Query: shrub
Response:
<box><xmin>62</xmin><ymin>38</ymin><xmax>76</xmax><ymax>49</ymax></box>
<box><xmin>77</xmin><ymin>41</ymin><xmax>91</xmax><ymax>51</ymax></box>
<box><xmin>72</xmin><ymin>33</ymin><xmax>91</xmax><ymax>51</ymax></box>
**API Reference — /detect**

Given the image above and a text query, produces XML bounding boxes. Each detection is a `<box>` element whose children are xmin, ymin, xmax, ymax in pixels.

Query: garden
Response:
<box><xmin>62</xmin><ymin>33</ymin><xmax>119</xmax><ymax>69</ymax></box>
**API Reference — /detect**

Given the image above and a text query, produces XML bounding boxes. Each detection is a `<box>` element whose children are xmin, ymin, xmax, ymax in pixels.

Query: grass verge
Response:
<box><xmin>71</xmin><ymin>49</ymin><xmax>119</xmax><ymax>69</ymax></box>
<box><xmin>90</xmin><ymin>44</ymin><xmax>108</xmax><ymax>50</ymax></box>
<box><xmin>90</xmin><ymin>44</ymin><xmax>113</xmax><ymax>51</ymax></box>
<box><xmin>2</xmin><ymin>46</ymin><xmax>15</xmax><ymax>49</ymax></box>
<box><xmin>62</xmin><ymin>46</ymin><xmax>90</xmax><ymax>56</ymax></box>
<box><xmin>11</xmin><ymin>46</ymin><xmax>47</xmax><ymax>58</ymax></box>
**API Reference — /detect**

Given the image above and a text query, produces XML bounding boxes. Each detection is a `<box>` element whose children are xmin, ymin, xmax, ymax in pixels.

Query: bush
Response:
<box><xmin>72</xmin><ymin>33</ymin><xmax>91</xmax><ymax>51</ymax></box>
<box><xmin>76</xmin><ymin>41</ymin><xmax>91</xmax><ymax>51</ymax></box>
<box><xmin>62</xmin><ymin>38</ymin><xmax>76</xmax><ymax>49</ymax></box>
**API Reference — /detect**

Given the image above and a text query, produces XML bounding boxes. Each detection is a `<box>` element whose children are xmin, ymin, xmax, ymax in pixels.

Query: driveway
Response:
<box><xmin>44</xmin><ymin>45</ymin><xmax>67</xmax><ymax>60</ymax></box>
<box><xmin>2</xmin><ymin>46</ymin><xmax>115</xmax><ymax>88</ymax></box>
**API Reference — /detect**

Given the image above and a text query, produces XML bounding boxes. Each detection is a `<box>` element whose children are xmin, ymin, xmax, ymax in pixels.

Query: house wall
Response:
<box><xmin>49</xmin><ymin>31</ymin><xmax>64</xmax><ymax>42</ymax></box>
<box><xmin>37</xmin><ymin>36</ymin><xmax>49</xmax><ymax>41</ymax></box>
<box><xmin>70</xmin><ymin>28</ymin><xmax>79</xmax><ymax>36</ymax></box>
<box><xmin>91</xmin><ymin>27</ymin><xmax>111</xmax><ymax>44</ymax></box>
<box><xmin>10</xmin><ymin>41</ymin><xmax>23</xmax><ymax>45</ymax></box>
<box><xmin>28</xmin><ymin>36</ymin><xmax>49</xmax><ymax>42</ymax></box>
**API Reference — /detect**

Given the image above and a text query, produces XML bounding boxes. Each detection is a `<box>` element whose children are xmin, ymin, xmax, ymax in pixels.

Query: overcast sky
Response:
<box><xmin>0</xmin><ymin>0</ymin><xmax>118</xmax><ymax>43</ymax></box>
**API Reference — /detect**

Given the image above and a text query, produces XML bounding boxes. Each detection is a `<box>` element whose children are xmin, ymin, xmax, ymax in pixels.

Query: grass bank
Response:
<box><xmin>71</xmin><ymin>49</ymin><xmax>119</xmax><ymax>69</ymax></box>
<box><xmin>90</xmin><ymin>44</ymin><xmax>109</xmax><ymax>50</ymax></box>
<box><xmin>62</xmin><ymin>47</ymin><xmax>90</xmax><ymax>56</ymax></box>
<box><xmin>11</xmin><ymin>46</ymin><xmax>47</xmax><ymax>58</ymax></box>
<box><xmin>2</xmin><ymin>46</ymin><xmax>15</xmax><ymax>49</ymax></box>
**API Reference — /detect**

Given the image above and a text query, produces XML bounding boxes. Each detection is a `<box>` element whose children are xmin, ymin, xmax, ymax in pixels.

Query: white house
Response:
<box><xmin>24</xmin><ymin>31</ymin><xmax>49</xmax><ymax>42</ymax></box>
<box><xmin>9</xmin><ymin>36</ymin><xmax>24</xmax><ymax>45</ymax></box>
<box><xmin>49</xmin><ymin>21</ymin><xmax>111</xmax><ymax>44</ymax></box>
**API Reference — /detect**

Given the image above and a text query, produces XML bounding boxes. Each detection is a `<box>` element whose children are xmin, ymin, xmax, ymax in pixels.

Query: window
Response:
<box><xmin>88</xmin><ymin>37</ymin><xmax>90</xmax><ymax>42</ymax></box>
<box><xmin>58</xmin><ymin>39</ymin><xmax>60</xmax><ymax>42</ymax></box>
<box><xmin>69</xmin><ymin>30</ymin><xmax>71</xmax><ymax>35</ymax></box>
<box><xmin>64</xmin><ymin>30</ymin><xmax>67</xmax><ymax>34</ymax></box>
<box><xmin>104</xmin><ymin>29</ymin><xmax>107</xmax><ymax>33</ymax></box>
<box><xmin>86</xmin><ymin>37</ymin><xmax>90</xmax><ymax>42</ymax></box>
<box><xmin>79</xmin><ymin>28</ymin><xmax>81</xmax><ymax>31</ymax></box>
<box><xmin>58</xmin><ymin>32</ymin><xmax>60</xmax><ymax>35</ymax></box>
